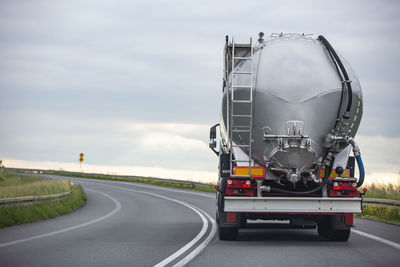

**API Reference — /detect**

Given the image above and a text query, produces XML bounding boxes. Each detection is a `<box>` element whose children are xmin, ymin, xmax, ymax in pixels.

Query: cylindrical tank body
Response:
<box><xmin>221</xmin><ymin>35</ymin><xmax>363</xmax><ymax>181</ymax></box>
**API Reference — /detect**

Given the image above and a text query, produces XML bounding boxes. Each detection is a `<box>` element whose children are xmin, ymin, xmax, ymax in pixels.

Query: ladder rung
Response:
<box><xmin>232</xmin><ymin>160</ymin><xmax>251</xmax><ymax>162</ymax></box>
<box><xmin>233</xmin><ymin>85</ymin><xmax>251</xmax><ymax>88</ymax></box>
<box><xmin>232</xmin><ymin>114</ymin><xmax>252</xmax><ymax>117</ymax></box>
<box><xmin>232</xmin><ymin>44</ymin><xmax>252</xmax><ymax>48</ymax></box>
<box><xmin>233</xmin><ymin>126</ymin><xmax>251</xmax><ymax>128</ymax></box>
<box><xmin>233</xmin><ymin>71</ymin><xmax>252</xmax><ymax>74</ymax></box>
<box><xmin>233</xmin><ymin>57</ymin><xmax>252</xmax><ymax>60</ymax></box>
<box><xmin>232</xmin><ymin>130</ymin><xmax>250</xmax><ymax>133</ymax></box>
<box><xmin>232</xmin><ymin>100</ymin><xmax>252</xmax><ymax>103</ymax></box>
<box><xmin>232</xmin><ymin>144</ymin><xmax>250</xmax><ymax>148</ymax></box>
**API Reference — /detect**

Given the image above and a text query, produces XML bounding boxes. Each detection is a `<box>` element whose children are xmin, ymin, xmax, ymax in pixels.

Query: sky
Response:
<box><xmin>1</xmin><ymin>0</ymin><xmax>399</xmax><ymax>184</ymax></box>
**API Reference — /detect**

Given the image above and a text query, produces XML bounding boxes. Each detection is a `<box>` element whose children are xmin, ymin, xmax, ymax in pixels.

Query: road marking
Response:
<box><xmin>152</xmin><ymin>198</ymin><xmax>208</xmax><ymax>267</ymax></box>
<box><xmin>0</xmin><ymin>189</ymin><xmax>121</xmax><ymax>248</ymax></box>
<box><xmin>89</xmin><ymin>183</ymin><xmax>216</xmax><ymax>267</ymax></box>
<box><xmin>352</xmin><ymin>229</ymin><xmax>400</xmax><ymax>251</ymax></box>
<box><xmin>173</xmin><ymin>208</ymin><xmax>217</xmax><ymax>267</ymax></box>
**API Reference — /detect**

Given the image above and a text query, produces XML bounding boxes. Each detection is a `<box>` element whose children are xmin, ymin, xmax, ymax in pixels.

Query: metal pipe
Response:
<box><xmin>268</xmin><ymin>163</ymin><xmax>333</xmax><ymax>195</ymax></box>
<box><xmin>348</xmin><ymin>137</ymin><xmax>364</xmax><ymax>187</ymax></box>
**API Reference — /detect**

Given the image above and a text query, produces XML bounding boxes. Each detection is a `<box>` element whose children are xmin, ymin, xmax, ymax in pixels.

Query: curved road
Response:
<box><xmin>0</xmin><ymin>175</ymin><xmax>399</xmax><ymax>267</ymax></box>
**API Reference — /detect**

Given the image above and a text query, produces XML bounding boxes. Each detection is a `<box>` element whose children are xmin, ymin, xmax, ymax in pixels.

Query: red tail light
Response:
<box><xmin>227</xmin><ymin>179</ymin><xmax>251</xmax><ymax>189</ymax></box>
<box><xmin>333</xmin><ymin>182</ymin><xmax>357</xmax><ymax>191</ymax></box>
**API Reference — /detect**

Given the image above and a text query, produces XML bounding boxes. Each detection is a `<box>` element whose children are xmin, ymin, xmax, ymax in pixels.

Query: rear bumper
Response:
<box><xmin>224</xmin><ymin>197</ymin><xmax>362</xmax><ymax>213</ymax></box>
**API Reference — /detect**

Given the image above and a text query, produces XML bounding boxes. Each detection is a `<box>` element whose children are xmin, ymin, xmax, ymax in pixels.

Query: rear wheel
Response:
<box><xmin>240</xmin><ymin>213</ymin><xmax>247</xmax><ymax>228</ymax></box>
<box><xmin>318</xmin><ymin>216</ymin><xmax>351</xmax><ymax>242</ymax></box>
<box><xmin>217</xmin><ymin>191</ymin><xmax>238</xmax><ymax>240</ymax></box>
<box><xmin>328</xmin><ymin>229</ymin><xmax>351</xmax><ymax>242</ymax></box>
<box><xmin>218</xmin><ymin>226</ymin><xmax>239</xmax><ymax>240</ymax></box>
<box><xmin>317</xmin><ymin>221</ymin><xmax>329</xmax><ymax>238</ymax></box>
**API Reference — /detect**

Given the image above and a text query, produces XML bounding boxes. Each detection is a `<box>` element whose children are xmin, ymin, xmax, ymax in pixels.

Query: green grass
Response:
<box><xmin>363</xmin><ymin>182</ymin><xmax>400</xmax><ymax>201</ymax></box>
<box><xmin>0</xmin><ymin>171</ymin><xmax>86</xmax><ymax>228</ymax></box>
<box><xmin>356</xmin><ymin>205</ymin><xmax>400</xmax><ymax>226</ymax></box>
<box><xmin>0</xmin><ymin>184</ymin><xmax>86</xmax><ymax>228</ymax></box>
<box><xmin>0</xmin><ymin>172</ymin><xmax>71</xmax><ymax>198</ymax></box>
<box><xmin>43</xmin><ymin>171</ymin><xmax>217</xmax><ymax>193</ymax></box>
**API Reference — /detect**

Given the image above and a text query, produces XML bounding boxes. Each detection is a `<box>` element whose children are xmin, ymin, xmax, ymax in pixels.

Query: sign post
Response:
<box><xmin>79</xmin><ymin>153</ymin><xmax>84</xmax><ymax>172</ymax></box>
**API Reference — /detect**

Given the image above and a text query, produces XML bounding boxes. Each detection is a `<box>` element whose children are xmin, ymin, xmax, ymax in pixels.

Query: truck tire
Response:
<box><xmin>240</xmin><ymin>214</ymin><xmax>247</xmax><ymax>228</ymax></box>
<box><xmin>317</xmin><ymin>221</ymin><xmax>329</xmax><ymax>238</ymax></box>
<box><xmin>318</xmin><ymin>216</ymin><xmax>350</xmax><ymax>241</ymax></box>
<box><xmin>217</xmin><ymin>191</ymin><xmax>239</xmax><ymax>240</ymax></box>
<box><xmin>218</xmin><ymin>226</ymin><xmax>238</xmax><ymax>241</ymax></box>
<box><xmin>327</xmin><ymin>229</ymin><xmax>351</xmax><ymax>242</ymax></box>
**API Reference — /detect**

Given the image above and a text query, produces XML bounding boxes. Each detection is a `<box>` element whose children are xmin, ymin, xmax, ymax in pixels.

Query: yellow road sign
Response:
<box><xmin>79</xmin><ymin>158</ymin><xmax>84</xmax><ymax>162</ymax></box>
<box><xmin>79</xmin><ymin>153</ymin><xmax>84</xmax><ymax>158</ymax></box>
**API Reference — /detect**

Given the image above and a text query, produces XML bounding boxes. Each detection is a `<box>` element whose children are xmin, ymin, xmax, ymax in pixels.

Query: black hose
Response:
<box><xmin>317</xmin><ymin>35</ymin><xmax>353</xmax><ymax>116</ymax></box>
<box><xmin>269</xmin><ymin>164</ymin><xmax>333</xmax><ymax>195</ymax></box>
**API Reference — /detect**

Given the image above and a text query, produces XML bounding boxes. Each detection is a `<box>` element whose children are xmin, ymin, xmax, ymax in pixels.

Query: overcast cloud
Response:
<box><xmin>1</xmin><ymin>0</ymin><xmax>399</xmax><ymax>183</ymax></box>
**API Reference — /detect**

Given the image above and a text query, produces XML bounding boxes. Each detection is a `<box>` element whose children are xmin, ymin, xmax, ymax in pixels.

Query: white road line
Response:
<box><xmin>352</xmin><ymin>229</ymin><xmax>400</xmax><ymax>251</ymax></box>
<box><xmin>152</xmin><ymin>198</ymin><xmax>208</xmax><ymax>267</ymax></box>
<box><xmin>88</xmin><ymin>183</ymin><xmax>216</xmax><ymax>267</ymax></box>
<box><xmin>0</xmin><ymin>189</ymin><xmax>121</xmax><ymax>248</ymax></box>
<box><xmin>174</xmin><ymin>208</ymin><xmax>217</xmax><ymax>267</ymax></box>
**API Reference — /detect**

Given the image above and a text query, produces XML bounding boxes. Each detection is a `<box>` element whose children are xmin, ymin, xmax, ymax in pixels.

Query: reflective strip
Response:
<box><xmin>233</xmin><ymin>166</ymin><xmax>265</xmax><ymax>177</ymax></box>
<box><xmin>318</xmin><ymin>168</ymin><xmax>350</xmax><ymax>178</ymax></box>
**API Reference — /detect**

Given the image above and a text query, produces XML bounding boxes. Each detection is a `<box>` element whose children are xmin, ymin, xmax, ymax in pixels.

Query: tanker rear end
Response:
<box><xmin>209</xmin><ymin>33</ymin><xmax>366</xmax><ymax>241</ymax></box>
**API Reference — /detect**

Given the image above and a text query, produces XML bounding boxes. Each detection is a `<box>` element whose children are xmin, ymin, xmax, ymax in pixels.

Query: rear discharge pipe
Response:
<box><xmin>265</xmin><ymin>136</ymin><xmax>365</xmax><ymax>194</ymax></box>
<box><xmin>265</xmin><ymin>161</ymin><xmax>333</xmax><ymax>195</ymax></box>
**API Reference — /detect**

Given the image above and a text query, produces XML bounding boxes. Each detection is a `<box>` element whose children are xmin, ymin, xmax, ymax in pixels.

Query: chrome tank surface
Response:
<box><xmin>221</xmin><ymin>35</ymin><xmax>363</xmax><ymax>180</ymax></box>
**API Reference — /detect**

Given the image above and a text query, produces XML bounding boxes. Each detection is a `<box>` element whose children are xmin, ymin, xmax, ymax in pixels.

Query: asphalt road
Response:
<box><xmin>0</xmin><ymin>175</ymin><xmax>399</xmax><ymax>267</ymax></box>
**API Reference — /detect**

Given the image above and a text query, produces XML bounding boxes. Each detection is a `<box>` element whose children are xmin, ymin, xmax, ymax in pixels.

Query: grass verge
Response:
<box><xmin>0</xmin><ymin>172</ymin><xmax>70</xmax><ymax>198</ymax></box>
<box><xmin>43</xmin><ymin>171</ymin><xmax>217</xmax><ymax>193</ymax></box>
<box><xmin>0</xmin><ymin>184</ymin><xmax>86</xmax><ymax>228</ymax></box>
<box><xmin>356</xmin><ymin>205</ymin><xmax>400</xmax><ymax>226</ymax></box>
<box><xmin>355</xmin><ymin>182</ymin><xmax>400</xmax><ymax>226</ymax></box>
<box><xmin>0</xmin><ymin>171</ymin><xmax>86</xmax><ymax>228</ymax></box>
<box><xmin>363</xmin><ymin>182</ymin><xmax>400</xmax><ymax>201</ymax></box>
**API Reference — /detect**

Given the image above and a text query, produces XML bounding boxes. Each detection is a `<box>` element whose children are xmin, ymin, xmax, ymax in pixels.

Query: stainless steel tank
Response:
<box><xmin>221</xmin><ymin>34</ymin><xmax>363</xmax><ymax>182</ymax></box>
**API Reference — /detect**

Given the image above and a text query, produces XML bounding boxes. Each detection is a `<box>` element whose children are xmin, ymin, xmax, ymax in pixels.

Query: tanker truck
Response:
<box><xmin>209</xmin><ymin>33</ymin><xmax>366</xmax><ymax>241</ymax></box>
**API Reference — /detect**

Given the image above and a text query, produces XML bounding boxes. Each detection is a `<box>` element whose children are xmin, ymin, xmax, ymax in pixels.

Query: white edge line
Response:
<box><xmin>352</xmin><ymin>229</ymin><xmax>400</xmax><ymax>251</ymax></box>
<box><xmin>97</xmin><ymin>184</ymin><xmax>214</xmax><ymax>267</ymax></box>
<box><xmin>0</xmin><ymin>189</ymin><xmax>121</xmax><ymax>248</ymax></box>
<box><xmin>152</xmin><ymin>197</ymin><xmax>208</xmax><ymax>267</ymax></box>
<box><xmin>173</xmin><ymin>208</ymin><xmax>217</xmax><ymax>267</ymax></box>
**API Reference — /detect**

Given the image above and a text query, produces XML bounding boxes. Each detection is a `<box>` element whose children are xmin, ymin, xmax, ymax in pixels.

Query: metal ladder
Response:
<box><xmin>228</xmin><ymin>37</ymin><xmax>254</xmax><ymax>177</ymax></box>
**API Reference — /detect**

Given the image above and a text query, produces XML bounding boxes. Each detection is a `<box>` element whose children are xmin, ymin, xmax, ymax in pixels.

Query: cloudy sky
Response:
<box><xmin>1</xmin><ymin>0</ymin><xmax>399</xmax><ymax>184</ymax></box>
